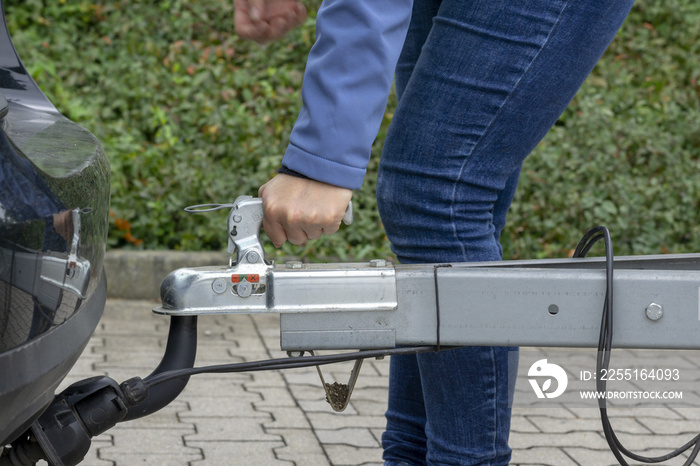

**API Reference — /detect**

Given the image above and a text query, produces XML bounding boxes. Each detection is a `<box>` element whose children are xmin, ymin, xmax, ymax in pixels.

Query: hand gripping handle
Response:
<box><xmin>187</xmin><ymin>196</ymin><xmax>353</xmax><ymax>265</ymax></box>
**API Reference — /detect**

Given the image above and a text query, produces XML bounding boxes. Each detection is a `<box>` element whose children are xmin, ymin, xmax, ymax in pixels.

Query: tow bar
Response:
<box><xmin>5</xmin><ymin>196</ymin><xmax>700</xmax><ymax>465</ymax></box>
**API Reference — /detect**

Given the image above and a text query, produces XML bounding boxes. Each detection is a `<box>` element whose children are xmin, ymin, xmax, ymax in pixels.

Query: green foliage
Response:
<box><xmin>4</xmin><ymin>0</ymin><xmax>699</xmax><ymax>261</ymax></box>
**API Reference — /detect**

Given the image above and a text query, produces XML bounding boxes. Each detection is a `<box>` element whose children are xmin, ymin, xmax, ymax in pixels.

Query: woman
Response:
<box><xmin>235</xmin><ymin>0</ymin><xmax>634</xmax><ymax>463</ymax></box>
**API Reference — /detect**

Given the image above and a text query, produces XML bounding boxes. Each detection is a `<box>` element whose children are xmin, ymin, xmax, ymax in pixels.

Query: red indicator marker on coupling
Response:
<box><xmin>232</xmin><ymin>274</ymin><xmax>260</xmax><ymax>283</ymax></box>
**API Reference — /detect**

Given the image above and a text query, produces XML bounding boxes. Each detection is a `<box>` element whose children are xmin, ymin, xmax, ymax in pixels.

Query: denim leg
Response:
<box><xmin>378</xmin><ymin>0</ymin><xmax>634</xmax><ymax>464</ymax></box>
<box><xmin>381</xmin><ymin>6</ymin><xmax>438</xmax><ymax>462</ymax></box>
<box><xmin>382</xmin><ymin>354</ymin><xmax>429</xmax><ymax>464</ymax></box>
<box><xmin>394</xmin><ymin>0</ymin><xmax>441</xmax><ymax>99</ymax></box>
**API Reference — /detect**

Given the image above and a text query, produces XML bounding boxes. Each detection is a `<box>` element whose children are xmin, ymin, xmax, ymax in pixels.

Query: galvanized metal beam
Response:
<box><xmin>156</xmin><ymin>197</ymin><xmax>700</xmax><ymax>352</ymax></box>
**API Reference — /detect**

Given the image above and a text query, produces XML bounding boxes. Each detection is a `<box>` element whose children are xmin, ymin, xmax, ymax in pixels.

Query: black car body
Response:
<box><xmin>0</xmin><ymin>0</ymin><xmax>109</xmax><ymax>447</ymax></box>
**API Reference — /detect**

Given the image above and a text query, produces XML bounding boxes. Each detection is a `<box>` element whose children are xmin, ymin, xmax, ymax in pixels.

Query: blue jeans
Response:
<box><xmin>376</xmin><ymin>0</ymin><xmax>634</xmax><ymax>464</ymax></box>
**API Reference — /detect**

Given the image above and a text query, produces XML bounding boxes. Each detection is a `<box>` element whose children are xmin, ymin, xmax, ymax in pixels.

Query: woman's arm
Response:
<box><xmin>236</xmin><ymin>0</ymin><xmax>413</xmax><ymax>246</ymax></box>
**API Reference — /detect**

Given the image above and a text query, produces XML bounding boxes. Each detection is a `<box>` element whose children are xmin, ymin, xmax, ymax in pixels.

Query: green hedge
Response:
<box><xmin>5</xmin><ymin>0</ymin><xmax>700</xmax><ymax>261</ymax></box>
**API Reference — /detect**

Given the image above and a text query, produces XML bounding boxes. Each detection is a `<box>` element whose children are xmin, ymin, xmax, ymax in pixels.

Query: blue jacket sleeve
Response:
<box><xmin>281</xmin><ymin>0</ymin><xmax>413</xmax><ymax>190</ymax></box>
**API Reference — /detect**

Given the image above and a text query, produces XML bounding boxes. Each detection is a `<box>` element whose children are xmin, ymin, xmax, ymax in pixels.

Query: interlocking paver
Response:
<box><xmin>117</xmin><ymin>401</ymin><xmax>193</xmax><ymax>429</ymax></box>
<box><xmin>186</xmin><ymin>418</ymin><xmax>281</xmax><ymax>442</ymax></box>
<box><xmin>193</xmin><ymin>346</ymin><xmax>247</xmax><ymax>363</ymax></box>
<box><xmin>187</xmin><ymin>441</ymin><xmax>290</xmax><ymax>465</ymax></box>
<box><xmin>179</xmin><ymin>374</ymin><xmax>254</xmax><ymax>395</ymax></box>
<box><xmin>294</xmin><ymin>398</ymin><xmax>333</xmax><ymax>413</ymax></box>
<box><xmin>250</xmin><ymin>386</ymin><xmax>301</xmax><ymax>408</ymax></box>
<box><xmin>510</xmin><ymin>415</ymin><xmax>541</xmax><ymax>433</ymax></box>
<box><xmin>101</xmin><ymin>452</ymin><xmax>202</xmax><ymax>465</ymax></box>
<box><xmin>324</xmin><ymin>444</ymin><xmax>384</xmax><ymax>466</ymax></box>
<box><xmin>97</xmin><ymin>333</ymin><xmax>164</xmax><ymax>350</ymax></box>
<box><xmin>670</xmin><ymin>407</ymin><xmax>700</xmax><ymax>420</ymax></box>
<box><xmin>562</xmin><ymin>447</ymin><xmax>620</xmax><ymax>465</ymax></box>
<box><xmin>509</xmin><ymin>431</ymin><xmax>610</xmax><ymax>450</ymax></box>
<box><xmin>180</xmin><ymin>396</ymin><xmax>268</xmax><ymax>420</ymax></box>
<box><xmin>509</xmin><ymin>447</ymin><xmax>578</xmax><ymax>465</ymax></box>
<box><xmin>527</xmin><ymin>416</ymin><xmax>650</xmax><ymax>434</ymax></box>
<box><xmin>99</xmin><ymin>426</ymin><xmax>200</xmax><ymax>464</ymax></box>
<box><xmin>242</xmin><ymin>370</ymin><xmax>289</xmax><ymax>387</ymax></box>
<box><xmin>635</xmin><ymin>417</ymin><xmax>700</xmax><ymax>435</ymax></box>
<box><xmin>269</xmin><ymin>429</ymin><xmax>330</xmax><ymax>465</ymax></box>
<box><xmin>315</xmin><ymin>428</ymin><xmax>380</xmax><ymax>448</ymax></box>
<box><xmin>306</xmin><ymin>412</ymin><xmax>388</xmax><ymax>430</ymax></box>
<box><xmin>611</xmin><ymin>432</ymin><xmax>700</xmax><ymax>451</ymax></box>
<box><xmin>565</xmin><ymin>446</ymin><xmax>700</xmax><ymax>466</ymax></box>
<box><xmin>284</xmin><ymin>369</ymin><xmax>329</xmax><ymax>386</ymax></box>
<box><xmin>568</xmin><ymin>405</ymin><xmax>683</xmax><ymax>420</ymax></box>
<box><xmin>619</xmin><ymin>449</ymin><xmax>700</xmax><ymax>465</ymax></box>
<box><xmin>511</xmin><ymin>405</ymin><xmax>578</xmax><ymax>419</ymax></box>
<box><xmin>287</xmin><ymin>383</ymin><xmax>334</xmax><ymax>403</ymax></box>
<box><xmin>351</xmin><ymin>387</ymin><xmax>390</xmax><ymax>402</ymax></box>
<box><xmin>370</xmin><ymin>428</ymin><xmax>384</xmax><ymax>445</ymax></box>
<box><xmin>263</xmin><ymin>406</ymin><xmax>315</xmax><ymax>429</ymax></box>
<box><xmin>351</xmin><ymin>399</ymin><xmax>389</xmax><ymax>417</ymax></box>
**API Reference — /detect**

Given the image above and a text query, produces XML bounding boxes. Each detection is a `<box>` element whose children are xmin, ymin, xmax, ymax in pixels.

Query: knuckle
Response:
<box><xmin>285</xmin><ymin>208</ymin><xmax>305</xmax><ymax>226</ymax></box>
<box><xmin>288</xmin><ymin>236</ymin><xmax>307</xmax><ymax>246</ymax></box>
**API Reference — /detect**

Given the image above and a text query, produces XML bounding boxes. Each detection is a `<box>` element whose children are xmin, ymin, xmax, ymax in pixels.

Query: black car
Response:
<box><xmin>0</xmin><ymin>0</ymin><xmax>110</xmax><ymax>451</ymax></box>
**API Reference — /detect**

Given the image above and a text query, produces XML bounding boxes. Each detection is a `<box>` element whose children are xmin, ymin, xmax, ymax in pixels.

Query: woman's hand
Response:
<box><xmin>52</xmin><ymin>210</ymin><xmax>74</xmax><ymax>240</ymax></box>
<box><xmin>258</xmin><ymin>174</ymin><xmax>353</xmax><ymax>248</ymax></box>
<box><xmin>234</xmin><ymin>0</ymin><xmax>307</xmax><ymax>44</ymax></box>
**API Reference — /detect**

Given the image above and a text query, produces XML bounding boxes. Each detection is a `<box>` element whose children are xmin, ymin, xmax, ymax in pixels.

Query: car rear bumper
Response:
<box><xmin>0</xmin><ymin>270</ymin><xmax>106</xmax><ymax>445</ymax></box>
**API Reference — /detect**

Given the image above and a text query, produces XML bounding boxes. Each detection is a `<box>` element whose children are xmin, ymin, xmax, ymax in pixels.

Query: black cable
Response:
<box><xmin>142</xmin><ymin>345</ymin><xmax>443</xmax><ymax>390</ymax></box>
<box><xmin>574</xmin><ymin>226</ymin><xmax>700</xmax><ymax>465</ymax></box>
<box><xmin>433</xmin><ymin>264</ymin><xmax>452</xmax><ymax>353</ymax></box>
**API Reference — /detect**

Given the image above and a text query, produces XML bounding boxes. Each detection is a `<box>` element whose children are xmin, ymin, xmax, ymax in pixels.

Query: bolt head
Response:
<box><xmin>286</xmin><ymin>261</ymin><xmax>303</xmax><ymax>269</ymax></box>
<box><xmin>645</xmin><ymin>303</ymin><xmax>664</xmax><ymax>321</ymax></box>
<box><xmin>236</xmin><ymin>281</ymin><xmax>253</xmax><ymax>298</ymax></box>
<box><xmin>212</xmin><ymin>278</ymin><xmax>227</xmax><ymax>294</ymax></box>
<box><xmin>246</xmin><ymin>251</ymin><xmax>260</xmax><ymax>263</ymax></box>
<box><xmin>369</xmin><ymin>259</ymin><xmax>387</xmax><ymax>268</ymax></box>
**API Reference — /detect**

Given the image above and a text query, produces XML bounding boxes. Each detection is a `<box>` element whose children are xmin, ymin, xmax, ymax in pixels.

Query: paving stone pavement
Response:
<box><xmin>51</xmin><ymin>299</ymin><xmax>700</xmax><ymax>466</ymax></box>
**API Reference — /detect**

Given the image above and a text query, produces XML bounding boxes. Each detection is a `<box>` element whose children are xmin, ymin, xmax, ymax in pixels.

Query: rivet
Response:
<box><xmin>212</xmin><ymin>278</ymin><xmax>227</xmax><ymax>294</ymax></box>
<box><xmin>645</xmin><ymin>303</ymin><xmax>664</xmax><ymax>321</ymax></box>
